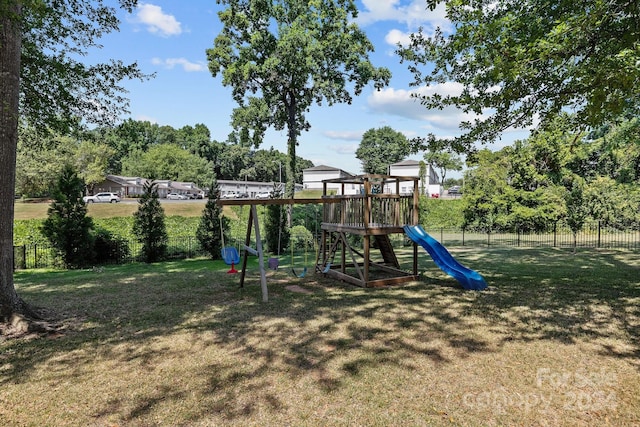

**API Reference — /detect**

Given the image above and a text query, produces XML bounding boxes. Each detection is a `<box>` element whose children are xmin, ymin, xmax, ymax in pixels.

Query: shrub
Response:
<box><xmin>290</xmin><ymin>225</ymin><xmax>313</xmax><ymax>251</ymax></box>
<box><xmin>41</xmin><ymin>165</ymin><xmax>95</xmax><ymax>268</ymax></box>
<box><xmin>196</xmin><ymin>179</ymin><xmax>229</xmax><ymax>259</ymax></box>
<box><xmin>93</xmin><ymin>227</ymin><xmax>130</xmax><ymax>264</ymax></box>
<box><xmin>132</xmin><ymin>182</ymin><xmax>168</xmax><ymax>263</ymax></box>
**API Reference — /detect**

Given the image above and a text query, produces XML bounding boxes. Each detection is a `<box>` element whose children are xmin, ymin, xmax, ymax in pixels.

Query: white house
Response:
<box><xmin>302</xmin><ymin>165</ymin><xmax>360</xmax><ymax>195</ymax></box>
<box><xmin>387</xmin><ymin>160</ymin><xmax>441</xmax><ymax>196</ymax></box>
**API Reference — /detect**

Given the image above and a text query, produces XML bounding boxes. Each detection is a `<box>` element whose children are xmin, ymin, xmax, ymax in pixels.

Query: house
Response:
<box><xmin>387</xmin><ymin>160</ymin><xmax>441</xmax><ymax>196</ymax></box>
<box><xmin>90</xmin><ymin>175</ymin><xmax>147</xmax><ymax>197</ymax></box>
<box><xmin>92</xmin><ymin>175</ymin><xmax>205</xmax><ymax>198</ymax></box>
<box><xmin>302</xmin><ymin>165</ymin><xmax>359</xmax><ymax>195</ymax></box>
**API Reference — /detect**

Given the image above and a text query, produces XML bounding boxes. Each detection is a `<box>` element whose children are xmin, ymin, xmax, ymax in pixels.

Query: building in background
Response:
<box><xmin>93</xmin><ymin>175</ymin><xmax>205</xmax><ymax>198</ymax></box>
<box><xmin>302</xmin><ymin>165</ymin><xmax>359</xmax><ymax>195</ymax></box>
<box><xmin>388</xmin><ymin>160</ymin><xmax>441</xmax><ymax>197</ymax></box>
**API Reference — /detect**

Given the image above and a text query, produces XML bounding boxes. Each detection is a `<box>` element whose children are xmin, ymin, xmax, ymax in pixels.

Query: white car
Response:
<box><xmin>220</xmin><ymin>192</ymin><xmax>237</xmax><ymax>199</ymax></box>
<box><xmin>255</xmin><ymin>192</ymin><xmax>271</xmax><ymax>199</ymax></box>
<box><xmin>167</xmin><ymin>193</ymin><xmax>188</xmax><ymax>200</ymax></box>
<box><xmin>83</xmin><ymin>192</ymin><xmax>120</xmax><ymax>203</ymax></box>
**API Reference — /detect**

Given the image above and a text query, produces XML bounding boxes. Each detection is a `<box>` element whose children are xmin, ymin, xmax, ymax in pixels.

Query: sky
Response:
<box><xmin>90</xmin><ymin>0</ymin><xmax>529</xmax><ymax>177</ymax></box>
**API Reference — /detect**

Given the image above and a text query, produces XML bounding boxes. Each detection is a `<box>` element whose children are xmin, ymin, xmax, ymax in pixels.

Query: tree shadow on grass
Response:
<box><xmin>2</xmin><ymin>249</ymin><xmax>639</xmax><ymax>424</ymax></box>
<box><xmin>461</xmin><ymin>247</ymin><xmax>640</xmax><ymax>360</ymax></box>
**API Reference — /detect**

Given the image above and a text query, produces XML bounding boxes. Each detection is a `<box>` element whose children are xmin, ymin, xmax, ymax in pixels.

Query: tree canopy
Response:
<box><xmin>207</xmin><ymin>0</ymin><xmax>391</xmax><ymax>196</ymax></box>
<box><xmin>121</xmin><ymin>144</ymin><xmax>214</xmax><ymax>187</ymax></box>
<box><xmin>423</xmin><ymin>151</ymin><xmax>462</xmax><ymax>186</ymax></box>
<box><xmin>400</xmin><ymin>0</ymin><xmax>640</xmax><ymax>154</ymax></box>
<box><xmin>1</xmin><ymin>0</ymin><xmax>148</xmax><ymax>321</ymax></box>
<box><xmin>18</xmin><ymin>0</ymin><xmax>148</xmax><ymax>134</ymax></box>
<box><xmin>462</xmin><ymin>115</ymin><xmax>640</xmax><ymax>232</ymax></box>
<box><xmin>355</xmin><ymin>126</ymin><xmax>410</xmax><ymax>174</ymax></box>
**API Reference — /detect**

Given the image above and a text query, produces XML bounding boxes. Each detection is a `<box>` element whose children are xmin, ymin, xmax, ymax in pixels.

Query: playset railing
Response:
<box><xmin>321</xmin><ymin>194</ymin><xmax>416</xmax><ymax>231</ymax></box>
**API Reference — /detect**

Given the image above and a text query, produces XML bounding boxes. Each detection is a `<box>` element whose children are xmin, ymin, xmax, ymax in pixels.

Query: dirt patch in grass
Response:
<box><xmin>285</xmin><ymin>284</ymin><xmax>314</xmax><ymax>294</ymax></box>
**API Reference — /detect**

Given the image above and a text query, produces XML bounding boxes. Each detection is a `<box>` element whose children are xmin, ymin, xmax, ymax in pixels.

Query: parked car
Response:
<box><xmin>255</xmin><ymin>192</ymin><xmax>271</xmax><ymax>199</ymax></box>
<box><xmin>83</xmin><ymin>192</ymin><xmax>120</xmax><ymax>203</ymax></box>
<box><xmin>184</xmin><ymin>192</ymin><xmax>197</xmax><ymax>199</ymax></box>
<box><xmin>448</xmin><ymin>185</ymin><xmax>462</xmax><ymax>195</ymax></box>
<box><xmin>167</xmin><ymin>193</ymin><xmax>188</xmax><ymax>200</ymax></box>
<box><xmin>220</xmin><ymin>192</ymin><xmax>237</xmax><ymax>199</ymax></box>
<box><xmin>236</xmin><ymin>192</ymin><xmax>249</xmax><ymax>198</ymax></box>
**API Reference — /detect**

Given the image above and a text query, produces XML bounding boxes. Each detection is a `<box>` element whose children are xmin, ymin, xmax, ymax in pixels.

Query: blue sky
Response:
<box><xmin>91</xmin><ymin>0</ymin><xmax>528</xmax><ymax>176</ymax></box>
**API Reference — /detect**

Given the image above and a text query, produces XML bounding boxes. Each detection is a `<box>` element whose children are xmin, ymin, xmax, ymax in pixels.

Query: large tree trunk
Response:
<box><xmin>285</xmin><ymin>91</ymin><xmax>297</xmax><ymax>199</ymax></box>
<box><xmin>0</xmin><ymin>1</ymin><xmax>30</xmax><ymax>322</ymax></box>
<box><xmin>285</xmin><ymin>91</ymin><xmax>298</xmax><ymax>226</ymax></box>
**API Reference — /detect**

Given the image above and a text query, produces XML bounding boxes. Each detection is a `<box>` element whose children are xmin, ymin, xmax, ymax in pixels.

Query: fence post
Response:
<box><xmin>440</xmin><ymin>227</ymin><xmax>443</xmax><ymax>244</ymax></box>
<box><xmin>462</xmin><ymin>228</ymin><xmax>465</xmax><ymax>246</ymax></box>
<box><xmin>19</xmin><ymin>245</ymin><xmax>26</xmax><ymax>270</ymax></box>
<box><xmin>517</xmin><ymin>229</ymin><xmax>520</xmax><ymax>247</ymax></box>
<box><xmin>553</xmin><ymin>222</ymin><xmax>557</xmax><ymax>247</ymax></box>
<box><xmin>597</xmin><ymin>221</ymin><xmax>601</xmax><ymax>248</ymax></box>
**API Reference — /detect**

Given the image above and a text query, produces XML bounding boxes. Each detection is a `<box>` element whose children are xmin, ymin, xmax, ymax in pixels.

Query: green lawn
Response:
<box><xmin>14</xmin><ymin>199</ymin><xmax>209</xmax><ymax>220</ymax></box>
<box><xmin>2</xmin><ymin>247</ymin><xmax>639</xmax><ymax>426</ymax></box>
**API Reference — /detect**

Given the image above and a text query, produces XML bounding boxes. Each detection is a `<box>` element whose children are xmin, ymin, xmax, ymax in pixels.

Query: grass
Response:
<box><xmin>14</xmin><ymin>200</ymin><xmax>208</xmax><ymax>220</ymax></box>
<box><xmin>14</xmin><ymin>192</ymin><xmax>325</xmax><ymax>221</ymax></box>
<box><xmin>2</xmin><ymin>248</ymin><xmax>640</xmax><ymax>426</ymax></box>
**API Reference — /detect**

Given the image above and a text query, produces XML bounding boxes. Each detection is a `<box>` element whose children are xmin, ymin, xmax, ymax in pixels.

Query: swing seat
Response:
<box><xmin>291</xmin><ymin>267</ymin><xmax>307</xmax><ymax>278</ymax></box>
<box><xmin>321</xmin><ymin>262</ymin><xmax>331</xmax><ymax>273</ymax></box>
<box><xmin>221</xmin><ymin>247</ymin><xmax>240</xmax><ymax>274</ymax></box>
<box><xmin>268</xmin><ymin>257</ymin><xmax>279</xmax><ymax>270</ymax></box>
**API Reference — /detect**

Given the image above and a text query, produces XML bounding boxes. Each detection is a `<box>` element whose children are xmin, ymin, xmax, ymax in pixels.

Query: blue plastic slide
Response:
<box><xmin>403</xmin><ymin>225</ymin><xmax>487</xmax><ymax>290</ymax></box>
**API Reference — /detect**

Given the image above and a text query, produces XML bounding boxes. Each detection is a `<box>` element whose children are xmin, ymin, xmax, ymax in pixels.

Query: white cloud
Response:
<box><xmin>357</xmin><ymin>0</ymin><xmax>449</xmax><ymax>30</ymax></box>
<box><xmin>323</xmin><ymin>130</ymin><xmax>364</xmax><ymax>141</ymax></box>
<box><xmin>134</xmin><ymin>114</ymin><xmax>158</xmax><ymax>123</ymax></box>
<box><xmin>133</xmin><ymin>3</ymin><xmax>182</xmax><ymax>37</ymax></box>
<box><xmin>367</xmin><ymin>84</ymin><xmax>483</xmax><ymax>132</ymax></box>
<box><xmin>385</xmin><ymin>29</ymin><xmax>413</xmax><ymax>48</ymax></box>
<box><xmin>329</xmin><ymin>143</ymin><xmax>360</xmax><ymax>154</ymax></box>
<box><xmin>152</xmin><ymin>57</ymin><xmax>206</xmax><ymax>72</ymax></box>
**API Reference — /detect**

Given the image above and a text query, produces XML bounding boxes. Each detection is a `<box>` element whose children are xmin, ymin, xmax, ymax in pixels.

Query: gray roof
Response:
<box><xmin>391</xmin><ymin>159</ymin><xmax>422</xmax><ymax>166</ymax></box>
<box><xmin>303</xmin><ymin>164</ymin><xmax>355</xmax><ymax>176</ymax></box>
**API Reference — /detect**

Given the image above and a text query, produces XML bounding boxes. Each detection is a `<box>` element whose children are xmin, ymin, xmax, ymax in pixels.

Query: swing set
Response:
<box><xmin>217</xmin><ymin>198</ymin><xmax>328</xmax><ymax>301</ymax></box>
<box><xmin>217</xmin><ymin>174</ymin><xmax>422</xmax><ymax>299</ymax></box>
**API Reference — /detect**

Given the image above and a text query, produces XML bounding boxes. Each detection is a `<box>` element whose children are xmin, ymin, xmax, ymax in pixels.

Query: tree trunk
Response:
<box><xmin>285</xmin><ymin>92</ymin><xmax>297</xmax><ymax>198</ymax></box>
<box><xmin>0</xmin><ymin>1</ymin><xmax>30</xmax><ymax>321</ymax></box>
<box><xmin>285</xmin><ymin>91</ymin><xmax>298</xmax><ymax>226</ymax></box>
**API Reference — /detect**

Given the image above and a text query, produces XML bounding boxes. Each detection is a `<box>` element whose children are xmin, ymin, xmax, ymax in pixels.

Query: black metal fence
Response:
<box><xmin>13</xmin><ymin>236</ymin><xmax>211</xmax><ymax>270</ymax></box>
<box><xmin>13</xmin><ymin>221</ymin><xmax>640</xmax><ymax>270</ymax></box>
<box><xmin>383</xmin><ymin>220</ymin><xmax>640</xmax><ymax>251</ymax></box>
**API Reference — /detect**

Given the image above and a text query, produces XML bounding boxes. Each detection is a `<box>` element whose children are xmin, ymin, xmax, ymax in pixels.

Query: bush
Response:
<box><xmin>290</xmin><ymin>225</ymin><xmax>313</xmax><ymax>251</ymax></box>
<box><xmin>132</xmin><ymin>182</ymin><xmax>168</xmax><ymax>263</ymax></box>
<box><xmin>196</xmin><ymin>180</ymin><xmax>228</xmax><ymax>259</ymax></box>
<box><xmin>420</xmin><ymin>196</ymin><xmax>465</xmax><ymax>228</ymax></box>
<box><xmin>41</xmin><ymin>165</ymin><xmax>95</xmax><ymax>268</ymax></box>
<box><xmin>93</xmin><ymin>227</ymin><xmax>130</xmax><ymax>264</ymax></box>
